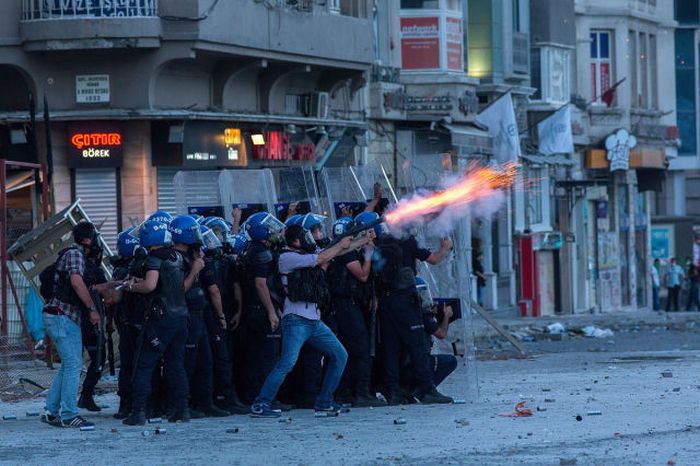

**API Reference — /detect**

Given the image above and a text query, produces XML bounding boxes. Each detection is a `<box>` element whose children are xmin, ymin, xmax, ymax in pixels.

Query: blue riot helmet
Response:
<box><xmin>170</xmin><ymin>215</ymin><xmax>204</xmax><ymax>246</ymax></box>
<box><xmin>284</xmin><ymin>214</ymin><xmax>304</xmax><ymax>227</ymax></box>
<box><xmin>148</xmin><ymin>210</ymin><xmax>173</xmax><ymax>225</ymax></box>
<box><xmin>332</xmin><ymin>217</ymin><xmax>355</xmax><ymax>239</ymax></box>
<box><xmin>300</xmin><ymin>213</ymin><xmax>327</xmax><ymax>238</ymax></box>
<box><xmin>117</xmin><ymin>227</ymin><xmax>140</xmax><ymax>258</ymax></box>
<box><xmin>244</xmin><ymin>212</ymin><xmax>286</xmax><ymax>243</ymax></box>
<box><xmin>415</xmin><ymin>276</ymin><xmax>433</xmax><ymax>313</ymax></box>
<box><xmin>229</xmin><ymin>232</ymin><xmax>249</xmax><ymax>255</ymax></box>
<box><xmin>354</xmin><ymin>211</ymin><xmax>388</xmax><ymax>237</ymax></box>
<box><xmin>139</xmin><ymin>220</ymin><xmax>172</xmax><ymax>248</ymax></box>
<box><xmin>200</xmin><ymin>225</ymin><xmax>223</xmax><ymax>253</ymax></box>
<box><xmin>203</xmin><ymin>216</ymin><xmax>230</xmax><ymax>242</ymax></box>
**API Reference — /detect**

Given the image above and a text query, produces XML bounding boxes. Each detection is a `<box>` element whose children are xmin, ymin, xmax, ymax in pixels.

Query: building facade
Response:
<box><xmin>0</xmin><ymin>0</ymin><xmax>373</xmax><ymax>249</ymax></box>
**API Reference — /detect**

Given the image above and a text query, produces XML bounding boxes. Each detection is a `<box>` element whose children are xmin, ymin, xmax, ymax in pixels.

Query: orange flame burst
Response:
<box><xmin>385</xmin><ymin>162</ymin><xmax>518</xmax><ymax>227</ymax></box>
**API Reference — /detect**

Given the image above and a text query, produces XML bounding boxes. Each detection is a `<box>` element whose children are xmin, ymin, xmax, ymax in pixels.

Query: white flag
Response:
<box><xmin>537</xmin><ymin>104</ymin><xmax>573</xmax><ymax>155</ymax></box>
<box><xmin>476</xmin><ymin>92</ymin><xmax>521</xmax><ymax>163</ymax></box>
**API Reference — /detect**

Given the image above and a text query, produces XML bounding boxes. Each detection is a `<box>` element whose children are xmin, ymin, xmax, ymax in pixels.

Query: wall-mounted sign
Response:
<box><xmin>445</xmin><ymin>16</ymin><xmax>462</xmax><ymax>71</ymax></box>
<box><xmin>182</xmin><ymin>121</ymin><xmax>247</xmax><ymax>168</ymax></box>
<box><xmin>400</xmin><ymin>16</ymin><xmax>440</xmax><ymax>70</ymax></box>
<box><xmin>67</xmin><ymin>122</ymin><xmax>123</xmax><ymax>168</ymax></box>
<box><xmin>605</xmin><ymin>129</ymin><xmax>637</xmax><ymax>171</ymax></box>
<box><xmin>76</xmin><ymin>74</ymin><xmax>110</xmax><ymax>104</ymax></box>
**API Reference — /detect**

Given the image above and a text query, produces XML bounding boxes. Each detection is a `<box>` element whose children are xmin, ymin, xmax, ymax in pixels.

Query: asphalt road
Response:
<box><xmin>2</xmin><ymin>327</ymin><xmax>700</xmax><ymax>465</ymax></box>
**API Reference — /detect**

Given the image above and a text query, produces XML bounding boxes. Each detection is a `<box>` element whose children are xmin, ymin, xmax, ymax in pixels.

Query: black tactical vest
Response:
<box><xmin>148</xmin><ymin>248</ymin><xmax>188</xmax><ymax>318</ymax></box>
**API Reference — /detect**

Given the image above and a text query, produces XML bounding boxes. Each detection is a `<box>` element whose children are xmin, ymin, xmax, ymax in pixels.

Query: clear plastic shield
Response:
<box><xmin>173</xmin><ymin>170</ymin><xmax>227</xmax><ymax>217</ymax></box>
<box><xmin>219</xmin><ymin>169</ymin><xmax>277</xmax><ymax>223</ymax></box>
<box><xmin>270</xmin><ymin>167</ymin><xmax>323</xmax><ymax>220</ymax></box>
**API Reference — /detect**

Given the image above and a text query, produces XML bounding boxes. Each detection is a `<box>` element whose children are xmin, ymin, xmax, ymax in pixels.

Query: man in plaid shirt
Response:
<box><xmin>41</xmin><ymin>221</ymin><xmax>112</xmax><ymax>429</ymax></box>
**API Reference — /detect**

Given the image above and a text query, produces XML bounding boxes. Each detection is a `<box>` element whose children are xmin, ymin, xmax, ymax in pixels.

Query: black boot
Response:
<box><xmin>114</xmin><ymin>397</ymin><xmax>131</xmax><ymax>419</ymax></box>
<box><xmin>200</xmin><ymin>404</ymin><xmax>230</xmax><ymax>418</ymax></box>
<box><xmin>418</xmin><ymin>387</ymin><xmax>453</xmax><ymax>405</ymax></box>
<box><xmin>353</xmin><ymin>389</ymin><xmax>387</xmax><ymax>408</ymax></box>
<box><xmin>168</xmin><ymin>407</ymin><xmax>191</xmax><ymax>423</ymax></box>
<box><xmin>226</xmin><ymin>398</ymin><xmax>250</xmax><ymax>415</ymax></box>
<box><xmin>122</xmin><ymin>410</ymin><xmax>146</xmax><ymax>426</ymax></box>
<box><xmin>78</xmin><ymin>393</ymin><xmax>102</xmax><ymax>412</ymax></box>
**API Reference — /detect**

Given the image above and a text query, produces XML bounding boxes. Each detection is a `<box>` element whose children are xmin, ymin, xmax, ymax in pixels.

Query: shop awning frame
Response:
<box><xmin>521</xmin><ymin>154</ymin><xmax>575</xmax><ymax>166</ymax></box>
<box><xmin>0</xmin><ymin>109</ymin><xmax>368</xmax><ymax>129</ymax></box>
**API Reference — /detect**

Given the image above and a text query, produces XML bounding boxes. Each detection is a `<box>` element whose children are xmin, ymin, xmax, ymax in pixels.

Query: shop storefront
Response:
<box><xmin>67</xmin><ymin>123</ymin><xmax>123</xmax><ymax>250</ymax></box>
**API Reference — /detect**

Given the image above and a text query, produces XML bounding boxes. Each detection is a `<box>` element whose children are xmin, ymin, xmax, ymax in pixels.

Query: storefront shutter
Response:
<box><xmin>74</xmin><ymin>169</ymin><xmax>119</xmax><ymax>251</ymax></box>
<box><xmin>157</xmin><ymin>167</ymin><xmax>179</xmax><ymax>215</ymax></box>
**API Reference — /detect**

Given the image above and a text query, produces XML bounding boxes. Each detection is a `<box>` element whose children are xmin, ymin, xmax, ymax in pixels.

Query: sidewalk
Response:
<box><xmin>471</xmin><ymin>308</ymin><xmax>700</xmax><ymax>340</ymax></box>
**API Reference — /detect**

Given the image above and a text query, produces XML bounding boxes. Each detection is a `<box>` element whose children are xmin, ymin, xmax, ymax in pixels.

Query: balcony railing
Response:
<box><xmin>22</xmin><ymin>0</ymin><xmax>158</xmax><ymax>20</ymax></box>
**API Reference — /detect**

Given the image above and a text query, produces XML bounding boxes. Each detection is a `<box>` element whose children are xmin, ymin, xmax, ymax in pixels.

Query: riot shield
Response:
<box><xmin>173</xmin><ymin>170</ymin><xmax>227</xmax><ymax>218</ymax></box>
<box><xmin>218</xmin><ymin>169</ymin><xmax>277</xmax><ymax>223</ymax></box>
<box><xmin>269</xmin><ymin>167</ymin><xmax>322</xmax><ymax>221</ymax></box>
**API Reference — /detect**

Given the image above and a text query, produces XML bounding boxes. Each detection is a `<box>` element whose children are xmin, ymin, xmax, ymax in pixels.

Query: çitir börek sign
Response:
<box><xmin>70</xmin><ymin>132</ymin><xmax>122</xmax><ymax>158</ymax></box>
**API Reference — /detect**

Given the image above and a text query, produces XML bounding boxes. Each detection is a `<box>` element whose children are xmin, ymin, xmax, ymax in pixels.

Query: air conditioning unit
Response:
<box><xmin>307</xmin><ymin>92</ymin><xmax>329</xmax><ymax>119</ymax></box>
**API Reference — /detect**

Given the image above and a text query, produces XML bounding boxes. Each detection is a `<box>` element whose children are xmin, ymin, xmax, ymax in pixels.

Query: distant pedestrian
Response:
<box><xmin>686</xmin><ymin>264</ymin><xmax>700</xmax><ymax>311</ymax></box>
<box><xmin>665</xmin><ymin>257</ymin><xmax>684</xmax><ymax>312</ymax></box>
<box><xmin>650</xmin><ymin>258</ymin><xmax>660</xmax><ymax>311</ymax></box>
<box><xmin>472</xmin><ymin>252</ymin><xmax>486</xmax><ymax>306</ymax></box>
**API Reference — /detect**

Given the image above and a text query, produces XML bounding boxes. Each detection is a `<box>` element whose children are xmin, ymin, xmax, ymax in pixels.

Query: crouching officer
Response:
<box><xmin>122</xmin><ymin>219</ymin><xmax>194</xmax><ymax>426</ymax></box>
<box><xmin>399</xmin><ymin>278</ymin><xmax>458</xmax><ymax>398</ymax></box>
<box><xmin>170</xmin><ymin>216</ymin><xmax>229</xmax><ymax>418</ymax></box>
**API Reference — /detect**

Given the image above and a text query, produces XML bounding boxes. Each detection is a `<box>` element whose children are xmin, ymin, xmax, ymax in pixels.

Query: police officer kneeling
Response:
<box><xmin>122</xmin><ymin>220</ymin><xmax>195</xmax><ymax>425</ymax></box>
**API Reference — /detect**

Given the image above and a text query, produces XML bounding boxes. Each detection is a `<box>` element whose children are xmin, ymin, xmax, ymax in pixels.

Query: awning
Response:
<box><xmin>521</xmin><ymin>154</ymin><xmax>575</xmax><ymax>166</ymax></box>
<box><xmin>636</xmin><ymin>168</ymin><xmax>666</xmax><ymax>192</ymax></box>
<box><xmin>442</xmin><ymin>123</ymin><xmax>493</xmax><ymax>156</ymax></box>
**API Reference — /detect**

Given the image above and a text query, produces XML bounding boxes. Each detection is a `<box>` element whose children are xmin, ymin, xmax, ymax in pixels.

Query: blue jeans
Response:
<box><xmin>44</xmin><ymin>314</ymin><xmax>83</xmax><ymax>419</ymax></box>
<box><xmin>255</xmin><ymin>314</ymin><xmax>347</xmax><ymax>407</ymax></box>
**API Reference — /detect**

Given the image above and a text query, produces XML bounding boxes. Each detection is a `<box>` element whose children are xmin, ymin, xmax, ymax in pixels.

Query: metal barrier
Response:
<box><xmin>22</xmin><ymin>0</ymin><xmax>158</xmax><ymax>20</ymax></box>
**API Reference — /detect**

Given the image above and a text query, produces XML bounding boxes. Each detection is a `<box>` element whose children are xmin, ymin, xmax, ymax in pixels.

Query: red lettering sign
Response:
<box><xmin>70</xmin><ymin>132</ymin><xmax>122</xmax><ymax>150</ymax></box>
<box><xmin>400</xmin><ymin>17</ymin><xmax>440</xmax><ymax>70</ymax></box>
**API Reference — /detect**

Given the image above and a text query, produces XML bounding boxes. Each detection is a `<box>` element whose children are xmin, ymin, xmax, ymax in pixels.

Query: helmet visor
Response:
<box><xmin>202</xmin><ymin>228</ymin><xmax>223</xmax><ymax>251</ymax></box>
<box><xmin>260</xmin><ymin>214</ymin><xmax>286</xmax><ymax>235</ymax></box>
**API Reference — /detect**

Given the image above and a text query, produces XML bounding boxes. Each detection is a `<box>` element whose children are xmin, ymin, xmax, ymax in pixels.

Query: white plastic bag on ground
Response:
<box><xmin>547</xmin><ymin>322</ymin><xmax>567</xmax><ymax>334</ymax></box>
<box><xmin>582</xmin><ymin>326</ymin><xmax>614</xmax><ymax>338</ymax></box>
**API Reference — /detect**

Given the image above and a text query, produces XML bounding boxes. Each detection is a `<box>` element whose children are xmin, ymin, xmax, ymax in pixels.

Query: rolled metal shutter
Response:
<box><xmin>74</xmin><ymin>169</ymin><xmax>119</xmax><ymax>251</ymax></box>
<box><xmin>157</xmin><ymin>167</ymin><xmax>179</xmax><ymax>215</ymax></box>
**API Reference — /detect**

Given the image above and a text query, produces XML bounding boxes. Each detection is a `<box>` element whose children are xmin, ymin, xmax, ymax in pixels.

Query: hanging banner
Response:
<box><xmin>400</xmin><ymin>16</ymin><xmax>440</xmax><ymax>70</ymax></box>
<box><xmin>445</xmin><ymin>16</ymin><xmax>463</xmax><ymax>71</ymax></box>
<box><xmin>476</xmin><ymin>92</ymin><xmax>521</xmax><ymax>163</ymax></box>
<box><xmin>537</xmin><ymin>104</ymin><xmax>574</xmax><ymax>155</ymax></box>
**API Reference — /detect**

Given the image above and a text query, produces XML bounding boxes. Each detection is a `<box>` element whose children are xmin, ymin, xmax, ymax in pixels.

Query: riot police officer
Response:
<box><xmin>237</xmin><ymin>212</ymin><xmax>286</xmax><ymax>405</ymax></box>
<box><xmin>170</xmin><ymin>216</ymin><xmax>228</xmax><ymax>418</ymax></box>
<box><xmin>202</xmin><ymin>219</ymin><xmax>249</xmax><ymax>414</ymax></box>
<box><xmin>327</xmin><ymin>217</ymin><xmax>386</xmax><ymax>407</ymax></box>
<box><xmin>358</xmin><ymin>212</ymin><xmax>454</xmax><ymax>405</ymax></box>
<box><xmin>111</xmin><ymin>227</ymin><xmax>146</xmax><ymax>419</ymax></box>
<box><xmin>122</xmin><ymin>219</ymin><xmax>194</xmax><ymax>426</ymax></box>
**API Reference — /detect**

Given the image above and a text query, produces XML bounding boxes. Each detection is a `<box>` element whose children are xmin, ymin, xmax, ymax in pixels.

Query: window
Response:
<box><xmin>630</xmin><ymin>31</ymin><xmax>658</xmax><ymax>109</ymax></box>
<box><xmin>675</xmin><ymin>0</ymin><xmax>700</xmax><ymax>24</ymax></box>
<box><xmin>400</xmin><ymin>0</ymin><xmax>440</xmax><ymax>8</ymax></box>
<box><xmin>526</xmin><ymin>167</ymin><xmax>551</xmax><ymax>231</ymax></box>
<box><xmin>531</xmin><ymin>46</ymin><xmax>571</xmax><ymax>104</ymax></box>
<box><xmin>650</xmin><ymin>34</ymin><xmax>658</xmax><ymax>108</ymax></box>
<box><xmin>513</xmin><ymin>0</ymin><xmax>521</xmax><ymax>32</ymax></box>
<box><xmin>340</xmin><ymin>0</ymin><xmax>367</xmax><ymax>18</ymax></box>
<box><xmin>629</xmin><ymin>30</ymin><xmax>637</xmax><ymax>106</ymax></box>
<box><xmin>675</xmin><ymin>28</ymin><xmax>696</xmax><ymax>155</ymax></box>
<box><xmin>590</xmin><ymin>30</ymin><xmax>613</xmax><ymax>103</ymax></box>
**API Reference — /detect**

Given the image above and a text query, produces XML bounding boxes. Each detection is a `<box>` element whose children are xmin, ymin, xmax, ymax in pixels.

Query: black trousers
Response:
<box><xmin>236</xmin><ymin>321</ymin><xmax>280</xmax><ymax>405</ymax></box>
<box><xmin>204</xmin><ymin>313</ymin><xmax>236</xmax><ymax>406</ymax></box>
<box><xmin>335</xmin><ymin>297</ymin><xmax>372</xmax><ymax>396</ymax></box>
<box><xmin>667</xmin><ymin>285</ymin><xmax>680</xmax><ymax>311</ymax></box>
<box><xmin>131</xmin><ymin>316</ymin><xmax>188</xmax><ymax>412</ymax></box>
<box><xmin>184</xmin><ymin>313</ymin><xmax>214</xmax><ymax>408</ymax></box>
<box><xmin>80</xmin><ymin>321</ymin><xmax>105</xmax><ymax>396</ymax></box>
<box><xmin>116</xmin><ymin>322</ymin><xmax>141</xmax><ymax>409</ymax></box>
<box><xmin>401</xmin><ymin>354</ymin><xmax>457</xmax><ymax>390</ymax></box>
<box><xmin>378</xmin><ymin>291</ymin><xmax>434</xmax><ymax>396</ymax></box>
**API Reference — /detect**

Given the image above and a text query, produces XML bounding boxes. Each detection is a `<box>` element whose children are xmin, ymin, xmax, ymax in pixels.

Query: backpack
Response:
<box><xmin>372</xmin><ymin>237</ymin><xmax>403</xmax><ymax>291</ymax></box>
<box><xmin>39</xmin><ymin>247</ymin><xmax>76</xmax><ymax>301</ymax></box>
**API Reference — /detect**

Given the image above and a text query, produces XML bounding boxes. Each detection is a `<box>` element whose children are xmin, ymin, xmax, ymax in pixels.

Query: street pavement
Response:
<box><xmin>1</xmin><ymin>319</ymin><xmax>700</xmax><ymax>465</ymax></box>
